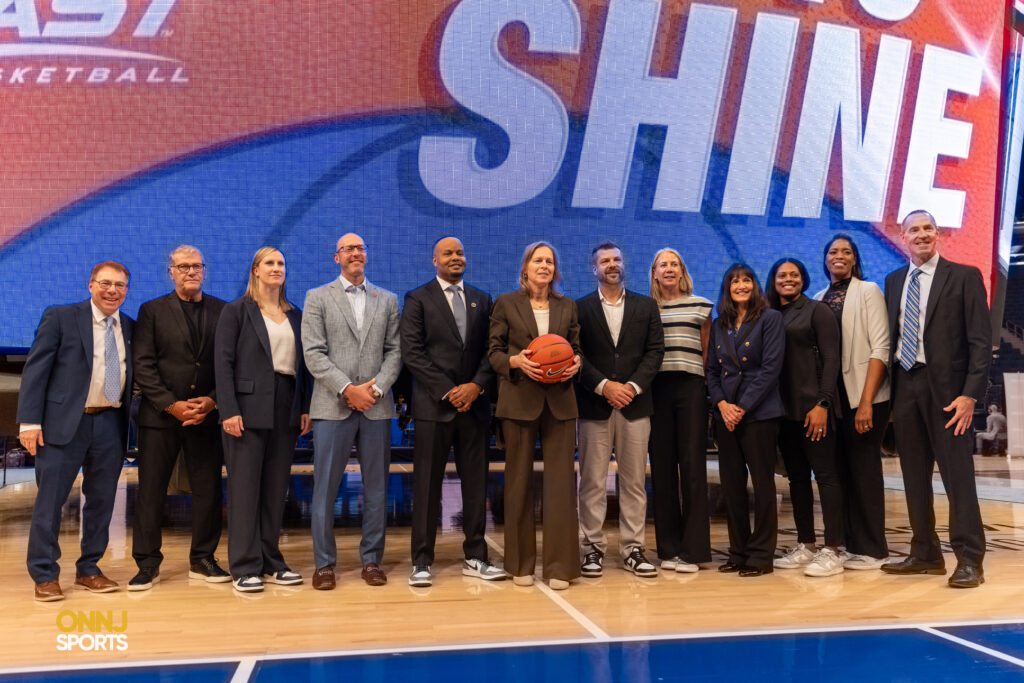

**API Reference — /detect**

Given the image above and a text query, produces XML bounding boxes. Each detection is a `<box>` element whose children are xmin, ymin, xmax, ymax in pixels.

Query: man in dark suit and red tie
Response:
<box><xmin>576</xmin><ymin>242</ymin><xmax>664</xmax><ymax>578</ymax></box>
<box><xmin>18</xmin><ymin>261</ymin><xmax>134</xmax><ymax>601</ymax></box>
<box><xmin>882</xmin><ymin>210</ymin><xmax>991</xmax><ymax>588</ymax></box>
<box><xmin>130</xmin><ymin>246</ymin><xmax>229</xmax><ymax>590</ymax></box>
<box><xmin>400</xmin><ymin>236</ymin><xmax>508</xmax><ymax>587</ymax></box>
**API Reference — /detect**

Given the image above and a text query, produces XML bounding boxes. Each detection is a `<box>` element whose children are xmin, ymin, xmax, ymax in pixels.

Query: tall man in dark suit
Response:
<box><xmin>129</xmin><ymin>246</ymin><xmax>229</xmax><ymax>590</ymax></box>
<box><xmin>18</xmin><ymin>261</ymin><xmax>134</xmax><ymax>601</ymax></box>
<box><xmin>400</xmin><ymin>237</ymin><xmax>508</xmax><ymax>587</ymax></box>
<box><xmin>882</xmin><ymin>210</ymin><xmax>990</xmax><ymax>588</ymax></box>
<box><xmin>576</xmin><ymin>242</ymin><xmax>664</xmax><ymax>578</ymax></box>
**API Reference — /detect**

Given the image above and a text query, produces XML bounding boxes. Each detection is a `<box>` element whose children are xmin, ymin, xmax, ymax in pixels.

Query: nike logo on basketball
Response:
<box><xmin>546</xmin><ymin>369</ymin><xmax>563</xmax><ymax>377</ymax></box>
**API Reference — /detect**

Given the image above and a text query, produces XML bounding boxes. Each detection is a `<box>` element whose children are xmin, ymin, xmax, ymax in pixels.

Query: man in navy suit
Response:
<box><xmin>576</xmin><ymin>242</ymin><xmax>664</xmax><ymax>578</ymax></box>
<box><xmin>882</xmin><ymin>210</ymin><xmax>990</xmax><ymax>588</ymax></box>
<box><xmin>400</xmin><ymin>236</ymin><xmax>507</xmax><ymax>587</ymax></box>
<box><xmin>18</xmin><ymin>261</ymin><xmax>134</xmax><ymax>601</ymax></box>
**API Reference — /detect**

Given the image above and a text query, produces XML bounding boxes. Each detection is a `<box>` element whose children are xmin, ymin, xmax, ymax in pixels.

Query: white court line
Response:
<box><xmin>484</xmin><ymin>534</ymin><xmax>610</xmax><ymax>640</ymax></box>
<box><xmin>230</xmin><ymin>657</ymin><xmax>257</xmax><ymax>683</ymax></box>
<box><xmin>919</xmin><ymin>626</ymin><xmax>1024</xmax><ymax>669</ymax></box>
<box><xmin>7</xmin><ymin>618</ymin><xmax>1024</xmax><ymax>675</ymax></box>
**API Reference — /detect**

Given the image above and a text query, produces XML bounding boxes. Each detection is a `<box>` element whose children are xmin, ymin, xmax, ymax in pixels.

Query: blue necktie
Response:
<box><xmin>104</xmin><ymin>316</ymin><xmax>120</xmax><ymax>404</ymax></box>
<box><xmin>448</xmin><ymin>285</ymin><xmax>466</xmax><ymax>342</ymax></box>
<box><xmin>899</xmin><ymin>268</ymin><xmax>923</xmax><ymax>371</ymax></box>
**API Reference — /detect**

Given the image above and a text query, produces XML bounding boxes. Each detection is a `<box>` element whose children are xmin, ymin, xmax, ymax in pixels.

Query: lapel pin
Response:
<box><xmin>470</xmin><ymin>302</ymin><xmax>477</xmax><ymax>308</ymax></box>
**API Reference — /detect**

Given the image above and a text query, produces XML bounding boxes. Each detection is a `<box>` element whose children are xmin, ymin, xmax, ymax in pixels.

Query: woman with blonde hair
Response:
<box><xmin>488</xmin><ymin>241</ymin><xmax>581</xmax><ymax>589</ymax></box>
<box><xmin>647</xmin><ymin>248</ymin><xmax>713</xmax><ymax>573</ymax></box>
<box><xmin>215</xmin><ymin>247</ymin><xmax>311</xmax><ymax>593</ymax></box>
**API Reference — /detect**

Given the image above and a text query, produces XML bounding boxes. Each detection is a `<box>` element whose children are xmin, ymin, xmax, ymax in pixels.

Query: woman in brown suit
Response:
<box><xmin>489</xmin><ymin>242</ymin><xmax>582</xmax><ymax>590</ymax></box>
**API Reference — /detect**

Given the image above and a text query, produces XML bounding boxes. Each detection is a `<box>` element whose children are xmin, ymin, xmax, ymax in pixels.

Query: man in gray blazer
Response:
<box><xmin>302</xmin><ymin>233</ymin><xmax>402</xmax><ymax>588</ymax></box>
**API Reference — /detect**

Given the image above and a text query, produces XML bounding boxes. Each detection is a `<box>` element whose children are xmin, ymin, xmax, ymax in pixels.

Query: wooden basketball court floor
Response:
<box><xmin>2</xmin><ymin>456</ymin><xmax>1024</xmax><ymax>680</ymax></box>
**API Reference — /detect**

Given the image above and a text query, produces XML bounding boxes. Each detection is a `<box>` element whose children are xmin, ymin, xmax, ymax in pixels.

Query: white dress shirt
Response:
<box><xmin>436</xmin><ymin>275</ymin><xmax>465</xmax><ymax>314</ymax></box>
<box><xmin>897</xmin><ymin>251</ymin><xmax>939</xmax><ymax>365</ymax></box>
<box><xmin>341</xmin><ymin>273</ymin><xmax>367</xmax><ymax>330</ymax></box>
<box><xmin>593</xmin><ymin>288</ymin><xmax>641</xmax><ymax>396</ymax></box>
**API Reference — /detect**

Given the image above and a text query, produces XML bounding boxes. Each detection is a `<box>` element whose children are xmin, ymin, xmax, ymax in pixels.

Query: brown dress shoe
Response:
<box><xmin>312</xmin><ymin>565</ymin><xmax>336</xmax><ymax>591</ymax></box>
<box><xmin>35</xmin><ymin>580</ymin><xmax>65</xmax><ymax>602</ymax></box>
<box><xmin>361</xmin><ymin>562</ymin><xmax>387</xmax><ymax>586</ymax></box>
<box><xmin>74</xmin><ymin>573</ymin><xmax>119</xmax><ymax>593</ymax></box>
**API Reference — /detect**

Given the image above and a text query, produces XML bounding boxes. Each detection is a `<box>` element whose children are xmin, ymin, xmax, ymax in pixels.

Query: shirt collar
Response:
<box><xmin>90</xmin><ymin>300</ymin><xmax>118</xmax><ymax>324</ymax></box>
<box><xmin>598</xmin><ymin>288</ymin><xmax>625</xmax><ymax>306</ymax></box>
<box><xmin>340</xmin><ymin>273</ymin><xmax>367</xmax><ymax>290</ymax></box>
<box><xmin>913</xmin><ymin>252</ymin><xmax>940</xmax><ymax>276</ymax></box>
<box><xmin>437</xmin><ymin>276</ymin><xmax>464</xmax><ymax>291</ymax></box>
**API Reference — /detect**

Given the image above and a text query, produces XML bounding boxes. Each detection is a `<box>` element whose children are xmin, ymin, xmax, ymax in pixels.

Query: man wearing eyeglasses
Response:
<box><xmin>302</xmin><ymin>233</ymin><xmax>401</xmax><ymax>589</ymax></box>
<box><xmin>128</xmin><ymin>246</ymin><xmax>229</xmax><ymax>591</ymax></box>
<box><xmin>18</xmin><ymin>261</ymin><xmax>134</xmax><ymax>601</ymax></box>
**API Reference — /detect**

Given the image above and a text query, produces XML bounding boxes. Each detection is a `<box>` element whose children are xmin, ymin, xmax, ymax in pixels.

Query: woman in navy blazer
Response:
<box><xmin>215</xmin><ymin>247</ymin><xmax>311</xmax><ymax>593</ymax></box>
<box><xmin>706</xmin><ymin>263</ymin><xmax>785</xmax><ymax>576</ymax></box>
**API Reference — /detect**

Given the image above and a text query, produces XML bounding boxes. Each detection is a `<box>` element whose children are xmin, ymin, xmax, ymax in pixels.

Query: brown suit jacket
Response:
<box><xmin>488</xmin><ymin>290</ymin><xmax>581</xmax><ymax>421</ymax></box>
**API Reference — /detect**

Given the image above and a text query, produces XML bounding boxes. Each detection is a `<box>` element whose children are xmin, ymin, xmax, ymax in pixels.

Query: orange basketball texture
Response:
<box><xmin>526</xmin><ymin>334</ymin><xmax>575</xmax><ymax>384</ymax></box>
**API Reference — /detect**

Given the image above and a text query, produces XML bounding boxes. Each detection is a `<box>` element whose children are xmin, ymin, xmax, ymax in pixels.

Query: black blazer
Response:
<box><xmin>133</xmin><ymin>292</ymin><xmax>226</xmax><ymax>429</ymax></box>
<box><xmin>400</xmin><ymin>279</ymin><xmax>495</xmax><ymax>423</ymax></box>
<box><xmin>214</xmin><ymin>297</ymin><xmax>311</xmax><ymax>430</ymax></box>
<box><xmin>575</xmin><ymin>290</ymin><xmax>664</xmax><ymax>420</ymax></box>
<box><xmin>777</xmin><ymin>296</ymin><xmax>840</xmax><ymax>422</ymax></box>
<box><xmin>706</xmin><ymin>309</ymin><xmax>785</xmax><ymax>422</ymax></box>
<box><xmin>16</xmin><ymin>300</ymin><xmax>134</xmax><ymax>447</ymax></box>
<box><xmin>884</xmin><ymin>256</ymin><xmax>990</xmax><ymax>403</ymax></box>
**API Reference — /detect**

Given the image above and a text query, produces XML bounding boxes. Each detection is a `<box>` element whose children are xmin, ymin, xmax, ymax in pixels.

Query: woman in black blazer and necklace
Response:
<box><xmin>706</xmin><ymin>263</ymin><xmax>785</xmax><ymax>577</ymax></box>
<box><xmin>215</xmin><ymin>247</ymin><xmax>311</xmax><ymax>594</ymax></box>
<box><xmin>765</xmin><ymin>258</ymin><xmax>845</xmax><ymax>577</ymax></box>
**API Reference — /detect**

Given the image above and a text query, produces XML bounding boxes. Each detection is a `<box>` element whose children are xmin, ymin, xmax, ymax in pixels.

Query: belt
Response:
<box><xmin>84</xmin><ymin>406</ymin><xmax>113</xmax><ymax>415</ymax></box>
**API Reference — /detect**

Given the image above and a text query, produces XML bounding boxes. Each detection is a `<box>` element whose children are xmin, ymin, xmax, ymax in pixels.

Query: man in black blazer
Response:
<box><xmin>576</xmin><ymin>242</ymin><xmax>664</xmax><ymax>578</ymax></box>
<box><xmin>130</xmin><ymin>246</ymin><xmax>229</xmax><ymax>590</ymax></box>
<box><xmin>400</xmin><ymin>237</ymin><xmax>507</xmax><ymax>586</ymax></box>
<box><xmin>882</xmin><ymin>210</ymin><xmax>990</xmax><ymax>588</ymax></box>
<box><xmin>18</xmin><ymin>261</ymin><xmax>134</xmax><ymax>601</ymax></box>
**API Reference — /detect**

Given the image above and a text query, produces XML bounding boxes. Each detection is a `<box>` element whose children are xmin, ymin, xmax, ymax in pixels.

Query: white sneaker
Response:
<box><xmin>843</xmin><ymin>553</ymin><xmax>888</xmax><ymax>571</ymax></box>
<box><xmin>773</xmin><ymin>543</ymin><xmax>815</xmax><ymax>569</ymax></box>
<box><xmin>660</xmin><ymin>557</ymin><xmax>681</xmax><ymax>570</ymax></box>
<box><xmin>263</xmin><ymin>569</ymin><xmax>302</xmax><ymax>585</ymax></box>
<box><xmin>462</xmin><ymin>558</ymin><xmax>510</xmax><ymax>581</ymax></box>
<box><xmin>232</xmin><ymin>575</ymin><xmax>264</xmax><ymax>593</ymax></box>
<box><xmin>804</xmin><ymin>548</ymin><xmax>845</xmax><ymax>577</ymax></box>
<box><xmin>409</xmin><ymin>565</ymin><xmax>433</xmax><ymax>587</ymax></box>
<box><xmin>674</xmin><ymin>560</ymin><xmax>699</xmax><ymax>574</ymax></box>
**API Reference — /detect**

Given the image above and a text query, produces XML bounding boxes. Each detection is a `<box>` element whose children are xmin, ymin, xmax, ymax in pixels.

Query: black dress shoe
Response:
<box><xmin>948</xmin><ymin>564</ymin><xmax>984</xmax><ymax>588</ymax></box>
<box><xmin>738</xmin><ymin>566</ymin><xmax>773</xmax><ymax>577</ymax></box>
<box><xmin>718</xmin><ymin>562</ymin><xmax>742</xmax><ymax>573</ymax></box>
<box><xmin>880</xmin><ymin>557</ymin><xmax>946</xmax><ymax>575</ymax></box>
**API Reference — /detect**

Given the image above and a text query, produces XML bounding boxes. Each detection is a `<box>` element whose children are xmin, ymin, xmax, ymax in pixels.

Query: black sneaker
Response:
<box><xmin>189</xmin><ymin>557</ymin><xmax>232</xmax><ymax>583</ymax></box>
<box><xmin>581</xmin><ymin>550</ymin><xmax>604</xmax><ymax>577</ymax></box>
<box><xmin>623</xmin><ymin>548</ymin><xmax>658</xmax><ymax>577</ymax></box>
<box><xmin>128</xmin><ymin>567</ymin><xmax>160</xmax><ymax>592</ymax></box>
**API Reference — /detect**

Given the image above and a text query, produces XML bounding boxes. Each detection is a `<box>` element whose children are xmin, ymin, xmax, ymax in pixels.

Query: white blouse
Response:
<box><xmin>263</xmin><ymin>315</ymin><xmax>296</xmax><ymax>376</ymax></box>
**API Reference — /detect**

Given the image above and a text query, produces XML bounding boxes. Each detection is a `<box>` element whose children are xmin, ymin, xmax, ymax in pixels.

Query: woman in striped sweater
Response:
<box><xmin>647</xmin><ymin>248</ymin><xmax>714</xmax><ymax>573</ymax></box>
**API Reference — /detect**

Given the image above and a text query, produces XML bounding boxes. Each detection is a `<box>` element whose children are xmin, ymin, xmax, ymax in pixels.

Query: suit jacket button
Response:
<box><xmin>190</xmin><ymin>384</ymin><xmax>196</xmax><ymax>389</ymax></box>
<box><xmin>195</xmin><ymin>362</ymin><xmax>201</xmax><ymax>367</ymax></box>
<box><xmin>742</xmin><ymin>357</ymin><xmax>747</xmax><ymax>362</ymax></box>
<box><xmin>738</xmin><ymin>371</ymin><xmax>742</xmax><ymax>375</ymax></box>
<box><xmin>745</xmin><ymin>341</ymin><xmax>750</xmax><ymax>347</ymax></box>
<box><xmin>724</xmin><ymin>371</ymin><xmax>729</xmax><ymax>376</ymax></box>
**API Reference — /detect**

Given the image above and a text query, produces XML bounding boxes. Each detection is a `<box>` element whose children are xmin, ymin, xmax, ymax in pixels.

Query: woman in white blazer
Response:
<box><xmin>814</xmin><ymin>234</ymin><xmax>891</xmax><ymax>570</ymax></box>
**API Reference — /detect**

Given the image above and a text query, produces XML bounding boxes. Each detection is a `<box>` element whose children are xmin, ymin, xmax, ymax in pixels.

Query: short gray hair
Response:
<box><xmin>168</xmin><ymin>245</ymin><xmax>203</xmax><ymax>269</ymax></box>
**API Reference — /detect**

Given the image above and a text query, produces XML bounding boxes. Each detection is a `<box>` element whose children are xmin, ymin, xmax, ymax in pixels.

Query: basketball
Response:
<box><xmin>526</xmin><ymin>333</ymin><xmax>575</xmax><ymax>383</ymax></box>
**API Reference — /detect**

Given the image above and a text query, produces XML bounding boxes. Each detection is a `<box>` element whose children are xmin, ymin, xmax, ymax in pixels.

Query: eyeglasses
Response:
<box><xmin>337</xmin><ymin>245</ymin><xmax>366</xmax><ymax>255</ymax></box>
<box><xmin>92</xmin><ymin>280</ymin><xmax>127</xmax><ymax>291</ymax></box>
<box><xmin>171</xmin><ymin>263</ymin><xmax>205</xmax><ymax>274</ymax></box>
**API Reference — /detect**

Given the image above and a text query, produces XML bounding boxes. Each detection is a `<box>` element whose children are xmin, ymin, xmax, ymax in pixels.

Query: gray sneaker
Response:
<box><xmin>843</xmin><ymin>553</ymin><xmax>888</xmax><ymax>570</ymax></box>
<box><xmin>773</xmin><ymin>543</ymin><xmax>815</xmax><ymax>569</ymax></box>
<box><xmin>462</xmin><ymin>558</ymin><xmax>509</xmax><ymax>581</ymax></box>
<box><xmin>804</xmin><ymin>548</ymin><xmax>845</xmax><ymax>577</ymax></box>
<box><xmin>409</xmin><ymin>565</ymin><xmax>433</xmax><ymax>587</ymax></box>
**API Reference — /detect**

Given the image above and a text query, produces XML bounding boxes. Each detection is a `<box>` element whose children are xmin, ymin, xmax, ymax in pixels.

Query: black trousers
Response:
<box><xmin>715</xmin><ymin>417</ymin><xmax>779</xmax><ymax>569</ymax></box>
<box><xmin>836</xmin><ymin>396</ymin><xmax>890</xmax><ymax>558</ymax></box>
<box><xmin>410</xmin><ymin>413</ymin><xmax>489</xmax><ymax>567</ymax></box>
<box><xmin>778</xmin><ymin>418</ymin><xmax>844</xmax><ymax>547</ymax></box>
<box><xmin>133</xmin><ymin>424</ymin><xmax>223</xmax><ymax>569</ymax></box>
<box><xmin>222</xmin><ymin>373</ymin><xmax>298</xmax><ymax>579</ymax></box>
<box><xmin>893</xmin><ymin>366</ymin><xmax>985</xmax><ymax>566</ymax></box>
<box><xmin>649</xmin><ymin>372</ymin><xmax>711</xmax><ymax>564</ymax></box>
<box><xmin>28</xmin><ymin>410</ymin><xmax>123</xmax><ymax>583</ymax></box>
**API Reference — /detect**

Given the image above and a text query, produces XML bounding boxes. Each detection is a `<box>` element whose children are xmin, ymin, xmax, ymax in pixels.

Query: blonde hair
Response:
<box><xmin>649</xmin><ymin>248</ymin><xmax>693</xmax><ymax>305</ymax></box>
<box><xmin>244</xmin><ymin>247</ymin><xmax>293</xmax><ymax>311</ymax></box>
<box><xmin>518</xmin><ymin>241</ymin><xmax>563</xmax><ymax>295</ymax></box>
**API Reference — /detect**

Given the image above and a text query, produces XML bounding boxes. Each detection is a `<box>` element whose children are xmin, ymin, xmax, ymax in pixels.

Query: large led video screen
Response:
<box><xmin>0</xmin><ymin>0</ymin><xmax>1007</xmax><ymax>350</ymax></box>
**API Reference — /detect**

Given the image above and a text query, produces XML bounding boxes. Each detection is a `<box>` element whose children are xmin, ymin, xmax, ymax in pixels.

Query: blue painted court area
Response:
<box><xmin>4</xmin><ymin>625</ymin><xmax>1024</xmax><ymax>682</ymax></box>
